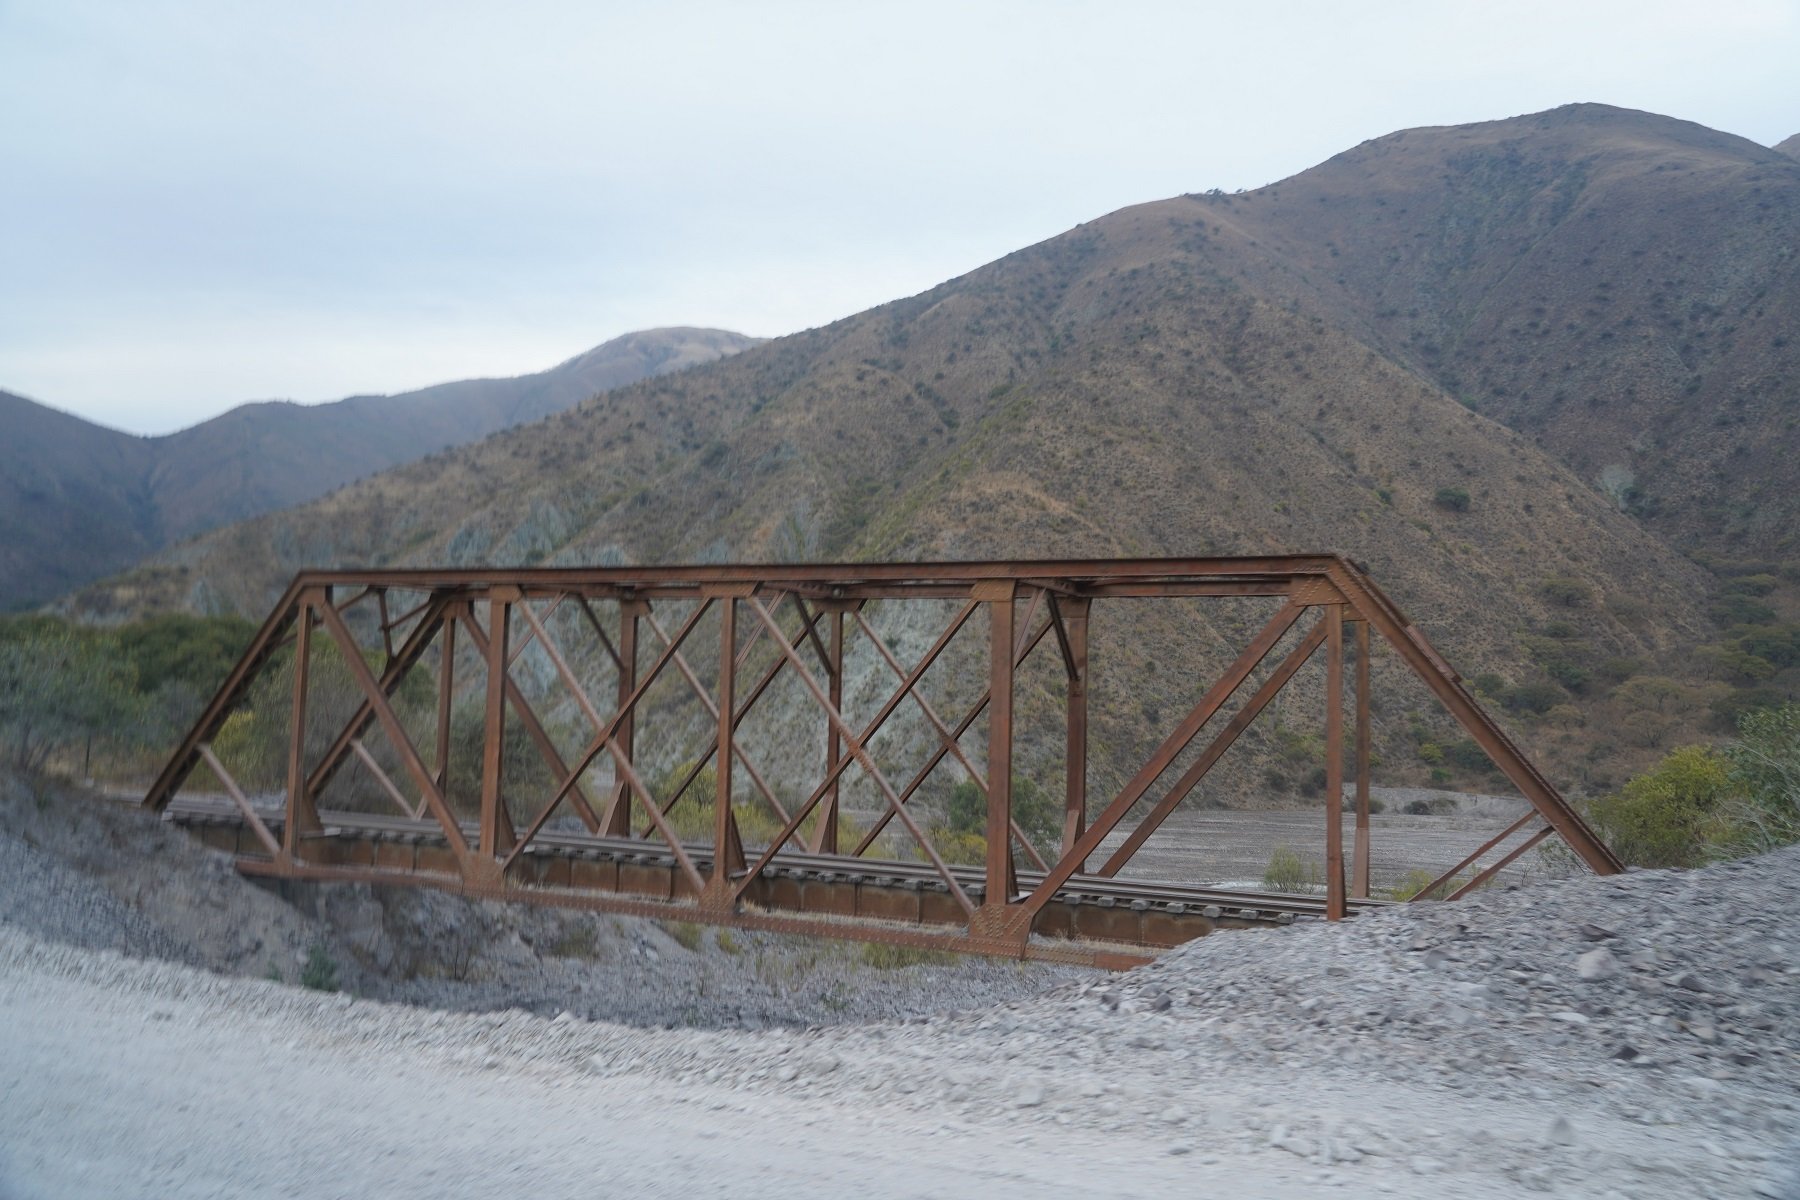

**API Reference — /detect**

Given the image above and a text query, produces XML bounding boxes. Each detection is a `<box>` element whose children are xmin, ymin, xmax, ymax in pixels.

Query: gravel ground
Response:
<box><xmin>3</xmin><ymin>772</ymin><xmax>1798</xmax><ymax>1197</ymax></box>
<box><xmin>4</xmin><ymin>846</ymin><xmax>1798</xmax><ymax>1197</ymax></box>
<box><xmin>0</xmin><ymin>772</ymin><xmax>1082</xmax><ymax>1028</ymax></box>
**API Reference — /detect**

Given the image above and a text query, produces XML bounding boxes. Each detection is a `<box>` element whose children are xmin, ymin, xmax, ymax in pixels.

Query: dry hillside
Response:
<box><xmin>1184</xmin><ymin>104</ymin><xmax>1800</xmax><ymax>554</ymax></box>
<box><xmin>74</xmin><ymin>107</ymin><xmax>1796</xmax><ymax>796</ymax></box>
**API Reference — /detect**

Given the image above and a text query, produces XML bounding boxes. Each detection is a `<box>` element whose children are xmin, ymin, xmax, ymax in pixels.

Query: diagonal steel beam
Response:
<box><xmin>851</xmin><ymin>610</ymin><xmax>1055</xmax><ymax>855</ymax></box>
<box><xmin>144</xmin><ymin>581</ymin><xmax>304</xmax><ymax>810</ymax></box>
<box><xmin>1322</xmin><ymin>560</ymin><xmax>1622</xmax><ymax>874</ymax></box>
<box><xmin>851</xmin><ymin>608</ymin><xmax>1050</xmax><ymax>873</ymax></box>
<box><xmin>456</xmin><ymin>603</ymin><xmax>605</xmax><ymax>832</ymax></box>
<box><xmin>731</xmin><ymin>597</ymin><xmax>979</xmax><ymax>913</ymax></box>
<box><xmin>520</xmin><ymin>599</ymin><xmax>714</xmax><ymax>852</ymax></box>
<box><xmin>316</xmin><ymin>599</ymin><xmax>472</xmax><ymax>865</ymax></box>
<box><xmin>641</xmin><ymin>593</ymin><xmax>823</xmax><ymax>833</ymax></box>
<box><xmin>1096</xmin><ymin>618</ymin><xmax>1328</xmax><ymax>876</ymax></box>
<box><xmin>640</xmin><ymin>610</ymin><xmax>793</xmax><ymax>827</ymax></box>
<box><xmin>303</xmin><ymin>595</ymin><xmax>452</xmax><ymax>802</ymax></box>
<box><xmin>1014</xmin><ymin>599</ymin><xmax>1307</xmax><ymax>920</ymax></box>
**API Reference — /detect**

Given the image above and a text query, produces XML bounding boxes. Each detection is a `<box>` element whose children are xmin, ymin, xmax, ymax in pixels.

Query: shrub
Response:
<box><xmin>663</xmin><ymin>921</ymin><xmax>705</xmax><ymax>952</ymax></box>
<box><xmin>301</xmin><ymin>942</ymin><xmax>339</xmax><ymax>992</ymax></box>
<box><xmin>1709</xmin><ymin>687</ymin><xmax>1790</xmax><ymax>732</ymax></box>
<box><xmin>1611</xmin><ymin>675</ymin><xmax>1696</xmax><ymax>715</ymax></box>
<box><xmin>1415</xmin><ymin>741</ymin><xmax>1444</xmax><ymax>765</ymax></box>
<box><xmin>939</xmin><ymin>775</ymin><xmax>1060</xmax><ymax>849</ymax></box>
<box><xmin>1503</xmin><ymin>681</ymin><xmax>1565</xmax><ymax>715</ymax></box>
<box><xmin>1599</xmin><ymin>657</ymin><xmax>1643</xmax><ymax>684</ymax></box>
<box><xmin>0</xmin><ymin>624</ymin><xmax>148</xmax><ymax>774</ymax></box>
<box><xmin>1585</xmin><ymin>745</ymin><xmax>1734</xmax><ymax>868</ymax></box>
<box><xmin>1441</xmin><ymin>740</ymin><xmax>1494</xmax><ymax>781</ymax></box>
<box><xmin>1471</xmin><ymin>673</ymin><xmax>1506</xmax><ymax>698</ymax></box>
<box><xmin>1546</xmin><ymin>660</ymin><xmax>1590</xmax><ymax>691</ymax></box>
<box><xmin>1710</xmin><ymin>595</ymin><xmax>1777</xmax><ymax>626</ymax></box>
<box><xmin>1389</xmin><ymin>868</ymin><xmax>1450</xmax><ymax>900</ymax></box>
<box><xmin>1540</xmin><ymin>576</ymin><xmax>1593</xmax><ymax>607</ymax></box>
<box><xmin>1734</xmin><ymin>625</ymin><xmax>1800</xmax><ymax>669</ymax></box>
<box><xmin>1261</xmin><ymin>844</ymin><xmax>1321</xmax><ymax>893</ymax></box>
<box><xmin>1433</xmin><ymin>486</ymin><xmax>1471</xmax><ymax>512</ymax></box>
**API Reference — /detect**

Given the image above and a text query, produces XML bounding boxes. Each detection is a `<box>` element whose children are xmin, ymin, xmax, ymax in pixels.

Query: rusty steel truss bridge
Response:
<box><xmin>145</xmin><ymin>556</ymin><xmax>1622</xmax><ymax>968</ymax></box>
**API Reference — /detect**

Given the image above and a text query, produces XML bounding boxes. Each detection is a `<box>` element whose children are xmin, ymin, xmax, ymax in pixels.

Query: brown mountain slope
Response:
<box><xmin>1</xmin><ymin>328</ymin><xmax>757</xmax><ymax>610</ymax></box>
<box><xmin>1775</xmin><ymin>133</ymin><xmax>1800</xmax><ymax>160</ymax></box>
<box><xmin>1179</xmin><ymin>104</ymin><xmax>1800</xmax><ymax>553</ymax></box>
<box><xmin>79</xmin><ymin>167</ymin><xmax>1718</xmax><ymax>790</ymax></box>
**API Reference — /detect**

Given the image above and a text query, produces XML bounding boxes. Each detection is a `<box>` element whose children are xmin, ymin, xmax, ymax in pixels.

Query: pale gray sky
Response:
<box><xmin>2</xmin><ymin>0</ymin><xmax>1795</xmax><ymax>434</ymax></box>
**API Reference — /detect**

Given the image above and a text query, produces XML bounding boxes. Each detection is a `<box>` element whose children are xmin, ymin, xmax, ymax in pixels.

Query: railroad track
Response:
<box><xmin>167</xmin><ymin>795</ymin><xmax>1388</xmax><ymax>966</ymax></box>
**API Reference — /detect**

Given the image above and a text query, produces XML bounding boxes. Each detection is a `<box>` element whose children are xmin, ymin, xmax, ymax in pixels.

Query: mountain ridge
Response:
<box><xmin>0</xmin><ymin>327</ymin><xmax>759</xmax><ymax>609</ymax></box>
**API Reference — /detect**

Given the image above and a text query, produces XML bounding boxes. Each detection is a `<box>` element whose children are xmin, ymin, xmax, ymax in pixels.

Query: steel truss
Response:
<box><xmin>145</xmin><ymin>557</ymin><xmax>1621</xmax><ymax>967</ymax></box>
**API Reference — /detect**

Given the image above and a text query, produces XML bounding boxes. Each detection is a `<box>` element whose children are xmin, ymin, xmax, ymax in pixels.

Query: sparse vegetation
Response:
<box><xmin>859</xmin><ymin>942</ymin><xmax>955</xmax><ymax>970</ymax></box>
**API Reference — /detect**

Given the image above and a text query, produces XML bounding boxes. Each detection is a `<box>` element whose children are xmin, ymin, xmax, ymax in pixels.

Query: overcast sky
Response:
<box><xmin>2</xmin><ymin>0</ymin><xmax>1795</xmax><ymax>435</ymax></box>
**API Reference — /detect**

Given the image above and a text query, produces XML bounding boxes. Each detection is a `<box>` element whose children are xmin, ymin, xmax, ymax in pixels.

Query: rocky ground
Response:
<box><xmin>0</xmin><ymin>772</ymin><xmax>1081</xmax><ymax>1028</ymax></box>
<box><xmin>2</xmin><ymin>771</ymin><xmax>1797</xmax><ymax>1197</ymax></box>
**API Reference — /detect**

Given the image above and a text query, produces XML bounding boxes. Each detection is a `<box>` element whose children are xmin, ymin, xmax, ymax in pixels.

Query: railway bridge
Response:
<box><xmin>147</xmin><ymin>556</ymin><xmax>1621</xmax><ymax>968</ymax></box>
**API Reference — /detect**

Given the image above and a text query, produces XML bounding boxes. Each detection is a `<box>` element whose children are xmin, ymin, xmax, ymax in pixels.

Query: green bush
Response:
<box><xmin>1444</xmin><ymin>739</ymin><xmax>1494</xmax><ymax>773</ymax></box>
<box><xmin>1710</xmin><ymin>595</ymin><xmax>1777</xmax><ymax>626</ymax></box>
<box><xmin>1261</xmin><ymin>844</ymin><xmax>1321</xmax><ymax>893</ymax></box>
<box><xmin>1546</xmin><ymin>660</ymin><xmax>1590</xmax><ymax>691</ymax></box>
<box><xmin>301</xmin><ymin>942</ymin><xmax>340</xmax><ymax>992</ymax></box>
<box><xmin>1585</xmin><ymin>745</ymin><xmax>1734</xmax><ymax>868</ymax></box>
<box><xmin>1503</xmin><ymin>681</ymin><xmax>1565</xmax><ymax>715</ymax></box>
<box><xmin>1540</xmin><ymin>576</ymin><xmax>1594</xmax><ymax>607</ymax></box>
<box><xmin>1433</xmin><ymin>486</ymin><xmax>1471</xmax><ymax>512</ymax></box>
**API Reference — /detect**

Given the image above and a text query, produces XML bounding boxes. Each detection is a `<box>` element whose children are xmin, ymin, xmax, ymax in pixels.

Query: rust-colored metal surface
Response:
<box><xmin>145</xmin><ymin>557</ymin><xmax>1621</xmax><ymax>966</ymax></box>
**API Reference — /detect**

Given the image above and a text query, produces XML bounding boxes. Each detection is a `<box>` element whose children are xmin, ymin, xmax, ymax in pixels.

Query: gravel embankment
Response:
<box><xmin>3</xmin><ymin>772</ymin><xmax>1798</xmax><ymax>1196</ymax></box>
<box><xmin>0</xmin><ymin>772</ymin><xmax>1083</xmax><ymax>1027</ymax></box>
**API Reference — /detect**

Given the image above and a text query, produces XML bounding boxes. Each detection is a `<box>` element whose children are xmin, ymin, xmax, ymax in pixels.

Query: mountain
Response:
<box><xmin>0</xmin><ymin>328</ymin><xmax>759</xmax><ymax>610</ymax></box>
<box><xmin>77</xmin><ymin>105</ymin><xmax>1800</xmax><ymax>792</ymax></box>
<box><xmin>1167</xmin><ymin>105</ymin><xmax>1800</xmax><ymax>554</ymax></box>
<box><xmin>1775</xmin><ymin>133</ymin><xmax>1800</xmax><ymax>160</ymax></box>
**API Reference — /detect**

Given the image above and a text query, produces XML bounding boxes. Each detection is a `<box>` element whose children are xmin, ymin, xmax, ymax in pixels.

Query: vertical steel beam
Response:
<box><xmin>480</xmin><ymin>589</ymin><xmax>517</xmax><ymax>856</ymax></box>
<box><xmin>282</xmin><ymin>596</ymin><xmax>321</xmax><ymax>857</ymax></box>
<box><xmin>1059</xmin><ymin>596</ymin><xmax>1091</xmax><ymax>866</ymax></box>
<box><xmin>1324</xmin><ymin>603</ymin><xmax>1347</xmax><ymax>921</ymax></box>
<box><xmin>815</xmin><ymin>606</ymin><xmax>846</xmax><ymax>854</ymax></box>
<box><xmin>1353</xmin><ymin>618</ymin><xmax>1372</xmax><ymax>899</ymax></box>
<box><xmin>435</xmin><ymin>608</ymin><xmax>456</xmax><ymax>796</ymax></box>
<box><xmin>605</xmin><ymin>597</ymin><xmax>644</xmax><ymax>836</ymax></box>
<box><xmin>981</xmin><ymin>582</ymin><xmax>1018</xmax><ymax>909</ymax></box>
<box><xmin>714</xmin><ymin>597</ymin><xmax>744</xmax><ymax>881</ymax></box>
